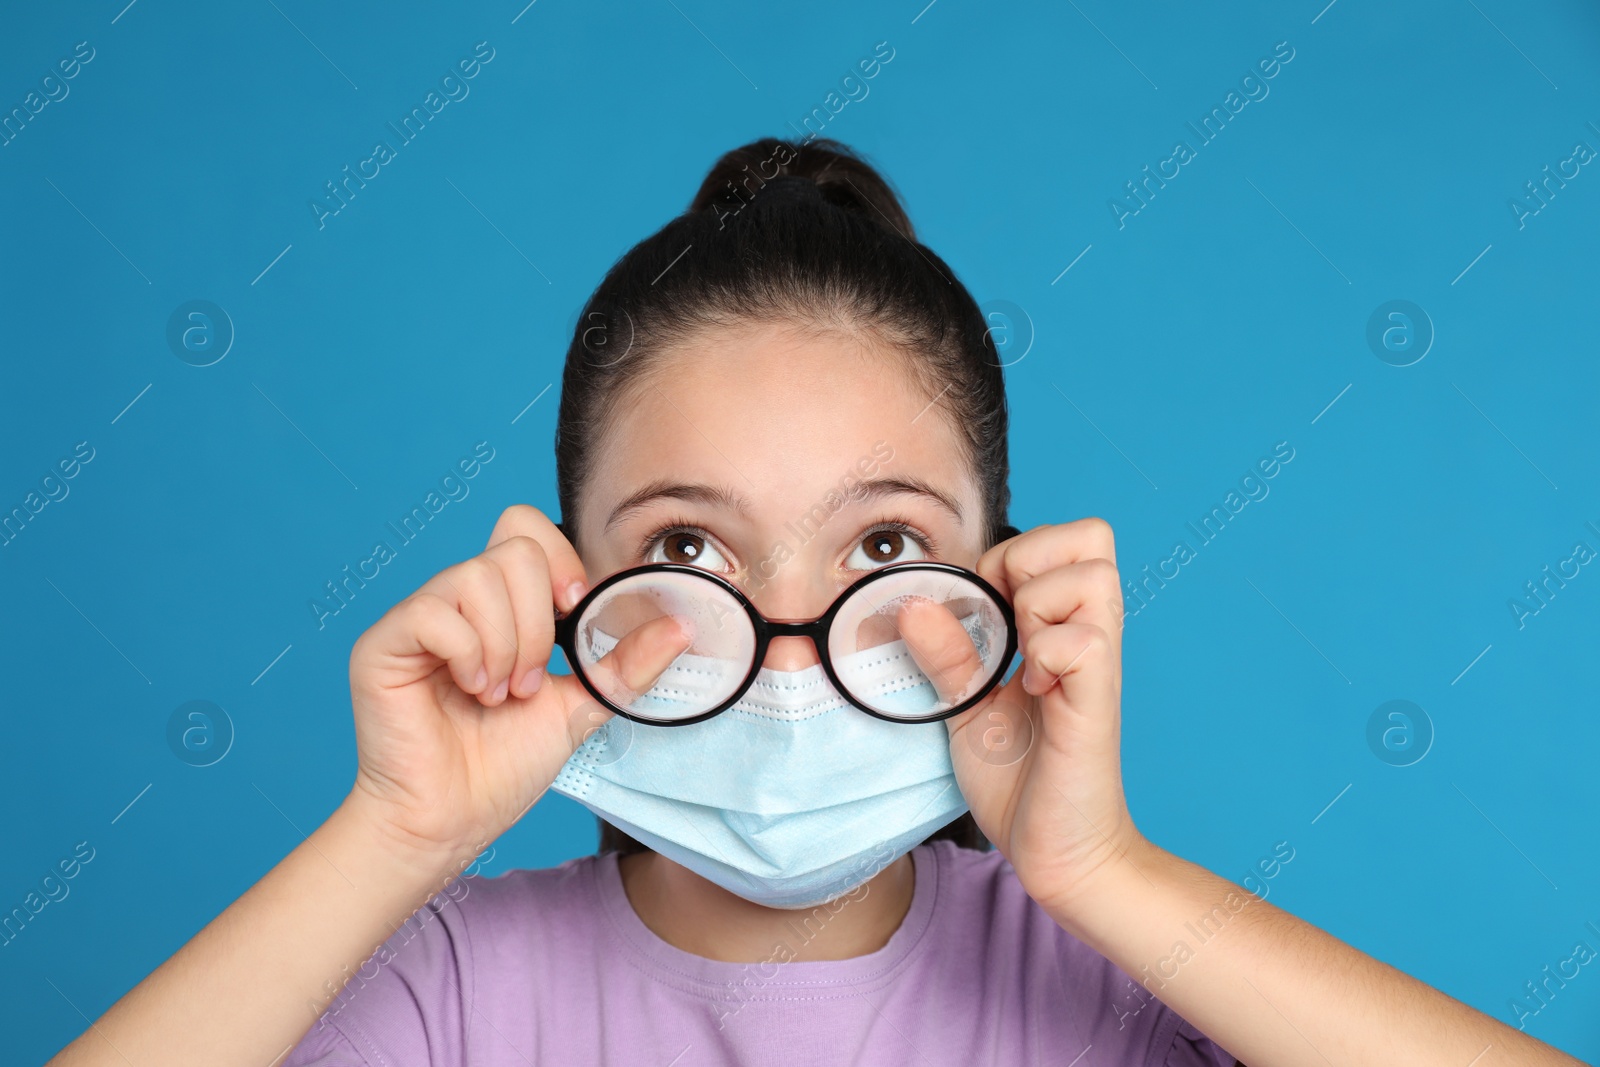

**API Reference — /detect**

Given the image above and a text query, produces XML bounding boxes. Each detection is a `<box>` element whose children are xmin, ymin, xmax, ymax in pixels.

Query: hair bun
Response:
<box><xmin>688</xmin><ymin>137</ymin><xmax>916</xmax><ymax>241</ymax></box>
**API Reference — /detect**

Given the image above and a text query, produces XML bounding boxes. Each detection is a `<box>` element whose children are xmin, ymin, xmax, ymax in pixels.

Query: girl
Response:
<box><xmin>48</xmin><ymin>138</ymin><xmax>1581</xmax><ymax>1067</ymax></box>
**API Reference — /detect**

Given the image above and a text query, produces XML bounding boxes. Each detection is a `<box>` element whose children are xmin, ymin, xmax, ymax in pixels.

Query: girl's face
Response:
<box><xmin>575</xmin><ymin>318</ymin><xmax>986</xmax><ymax>673</ymax></box>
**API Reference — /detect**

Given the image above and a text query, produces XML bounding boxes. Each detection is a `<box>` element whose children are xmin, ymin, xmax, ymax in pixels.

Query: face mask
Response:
<box><xmin>549</xmin><ymin>623</ymin><xmax>977</xmax><ymax>910</ymax></box>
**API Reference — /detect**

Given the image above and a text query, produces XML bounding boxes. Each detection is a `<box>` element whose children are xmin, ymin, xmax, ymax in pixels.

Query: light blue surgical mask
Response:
<box><xmin>550</xmin><ymin>624</ymin><xmax>978</xmax><ymax>910</ymax></box>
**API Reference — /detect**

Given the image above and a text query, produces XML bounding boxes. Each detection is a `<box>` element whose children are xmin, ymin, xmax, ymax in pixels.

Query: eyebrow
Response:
<box><xmin>603</xmin><ymin>476</ymin><xmax>965</xmax><ymax>531</ymax></box>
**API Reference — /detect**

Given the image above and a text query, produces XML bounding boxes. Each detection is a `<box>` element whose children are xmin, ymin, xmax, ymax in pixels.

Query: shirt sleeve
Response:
<box><xmin>279</xmin><ymin>890</ymin><xmax>475</xmax><ymax>1067</ymax></box>
<box><xmin>279</xmin><ymin>1019</ymin><xmax>371</xmax><ymax>1067</ymax></box>
<box><xmin>1165</xmin><ymin>1017</ymin><xmax>1240</xmax><ymax>1067</ymax></box>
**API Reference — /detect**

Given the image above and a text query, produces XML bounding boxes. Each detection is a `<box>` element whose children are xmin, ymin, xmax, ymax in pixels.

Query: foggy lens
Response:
<box><xmin>575</xmin><ymin>571</ymin><xmax>755</xmax><ymax>722</ymax></box>
<box><xmin>827</xmin><ymin>568</ymin><xmax>1009</xmax><ymax>721</ymax></box>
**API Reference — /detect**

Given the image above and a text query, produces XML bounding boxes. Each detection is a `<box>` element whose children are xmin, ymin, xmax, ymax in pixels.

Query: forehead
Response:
<box><xmin>587</xmin><ymin>320</ymin><xmax>975</xmax><ymax>520</ymax></box>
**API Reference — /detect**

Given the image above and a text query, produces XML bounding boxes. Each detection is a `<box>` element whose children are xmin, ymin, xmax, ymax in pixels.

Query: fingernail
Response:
<box><xmin>512</xmin><ymin>666</ymin><xmax>544</xmax><ymax>698</ymax></box>
<box><xmin>564</xmin><ymin>580</ymin><xmax>587</xmax><ymax>611</ymax></box>
<box><xmin>474</xmin><ymin>666</ymin><xmax>488</xmax><ymax>691</ymax></box>
<box><xmin>492</xmin><ymin>678</ymin><xmax>509</xmax><ymax>703</ymax></box>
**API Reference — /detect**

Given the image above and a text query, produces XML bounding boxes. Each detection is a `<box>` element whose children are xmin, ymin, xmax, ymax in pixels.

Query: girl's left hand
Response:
<box><xmin>940</xmin><ymin>518</ymin><xmax>1144</xmax><ymax>917</ymax></box>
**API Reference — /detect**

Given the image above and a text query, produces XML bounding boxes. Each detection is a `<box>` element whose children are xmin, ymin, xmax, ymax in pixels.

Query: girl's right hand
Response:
<box><xmin>343</xmin><ymin>505</ymin><xmax>600</xmax><ymax>860</ymax></box>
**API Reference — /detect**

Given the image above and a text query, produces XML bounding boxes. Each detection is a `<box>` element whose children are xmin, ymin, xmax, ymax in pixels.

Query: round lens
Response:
<box><xmin>827</xmin><ymin>567</ymin><xmax>1010</xmax><ymax>722</ymax></box>
<box><xmin>573</xmin><ymin>570</ymin><xmax>755</xmax><ymax>722</ymax></box>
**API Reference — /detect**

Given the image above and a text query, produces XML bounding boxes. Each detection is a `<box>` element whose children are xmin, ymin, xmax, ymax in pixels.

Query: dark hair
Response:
<box><xmin>554</xmin><ymin>136</ymin><xmax>1011</xmax><ymax>855</ymax></box>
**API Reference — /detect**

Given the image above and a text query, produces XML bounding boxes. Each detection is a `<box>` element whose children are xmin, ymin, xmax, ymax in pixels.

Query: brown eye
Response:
<box><xmin>645</xmin><ymin>528</ymin><xmax>732</xmax><ymax>571</ymax></box>
<box><xmin>663</xmin><ymin>532</ymin><xmax>706</xmax><ymax>564</ymax></box>
<box><xmin>863</xmin><ymin>531</ymin><xmax>903</xmax><ymax>563</ymax></box>
<box><xmin>846</xmin><ymin>526</ymin><xmax>929</xmax><ymax>569</ymax></box>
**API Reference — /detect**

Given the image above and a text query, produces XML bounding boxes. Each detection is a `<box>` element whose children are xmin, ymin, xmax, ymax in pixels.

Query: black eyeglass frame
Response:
<box><xmin>551</xmin><ymin>558</ymin><xmax>1019</xmax><ymax>727</ymax></box>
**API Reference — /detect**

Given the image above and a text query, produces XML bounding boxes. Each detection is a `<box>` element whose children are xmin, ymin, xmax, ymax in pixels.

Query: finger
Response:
<box><xmin>562</xmin><ymin>692</ymin><xmax>618</xmax><ymax>754</ymax></box>
<box><xmin>976</xmin><ymin>517</ymin><xmax>1116</xmax><ymax>605</ymax></box>
<box><xmin>895</xmin><ymin>597</ymin><xmax>987</xmax><ymax>708</ymax></box>
<box><xmin>587</xmin><ymin>615</ymin><xmax>695</xmax><ymax>709</ymax></box>
<box><xmin>1011</xmin><ymin>556</ymin><xmax>1124</xmax><ymax>670</ymax></box>
<box><xmin>483</xmin><ymin>535</ymin><xmax>556</xmax><ymax>699</ymax></box>
<box><xmin>414</xmin><ymin>557</ymin><xmax>520</xmax><ymax>706</ymax></box>
<box><xmin>1020</xmin><ymin>621</ymin><xmax>1120</xmax><ymax>755</ymax></box>
<box><xmin>486</xmin><ymin>504</ymin><xmax>589</xmax><ymax>613</ymax></box>
<box><xmin>585</xmin><ymin>589</ymin><xmax>671</xmax><ymax>638</ymax></box>
<box><xmin>356</xmin><ymin>592</ymin><xmax>490</xmax><ymax>698</ymax></box>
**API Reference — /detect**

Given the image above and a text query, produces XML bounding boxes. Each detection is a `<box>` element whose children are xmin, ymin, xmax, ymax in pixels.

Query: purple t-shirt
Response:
<box><xmin>283</xmin><ymin>839</ymin><xmax>1237</xmax><ymax>1066</ymax></box>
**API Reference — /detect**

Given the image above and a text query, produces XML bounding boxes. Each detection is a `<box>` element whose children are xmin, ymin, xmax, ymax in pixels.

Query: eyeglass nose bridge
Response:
<box><xmin>756</xmin><ymin>618</ymin><xmax>834</xmax><ymax>660</ymax></box>
<box><xmin>761</xmin><ymin>618</ymin><xmax>829</xmax><ymax>638</ymax></box>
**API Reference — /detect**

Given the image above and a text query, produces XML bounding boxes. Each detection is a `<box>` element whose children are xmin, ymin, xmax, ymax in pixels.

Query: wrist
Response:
<box><xmin>1034</xmin><ymin>831</ymin><xmax>1173</xmax><ymax>946</ymax></box>
<box><xmin>333</xmin><ymin>786</ymin><xmax>494</xmax><ymax>888</ymax></box>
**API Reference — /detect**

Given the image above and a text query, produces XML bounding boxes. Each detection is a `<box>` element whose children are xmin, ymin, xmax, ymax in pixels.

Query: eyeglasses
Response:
<box><xmin>552</xmin><ymin>560</ymin><xmax>1018</xmax><ymax>727</ymax></box>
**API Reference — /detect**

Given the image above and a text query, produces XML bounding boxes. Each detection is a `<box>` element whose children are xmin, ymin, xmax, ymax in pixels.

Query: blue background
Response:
<box><xmin>3</xmin><ymin>0</ymin><xmax>1598</xmax><ymax>1062</ymax></box>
